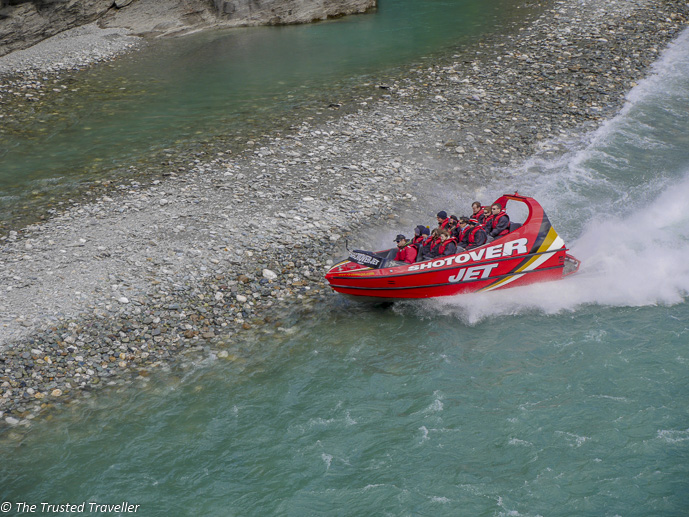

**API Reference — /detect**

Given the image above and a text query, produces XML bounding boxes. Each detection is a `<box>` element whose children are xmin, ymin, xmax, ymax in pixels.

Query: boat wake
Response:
<box><xmin>397</xmin><ymin>29</ymin><xmax>689</xmax><ymax>324</ymax></box>
<box><xmin>407</xmin><ymin>172</ymin><xmax>689</xmax><ymax>324</ymax></box>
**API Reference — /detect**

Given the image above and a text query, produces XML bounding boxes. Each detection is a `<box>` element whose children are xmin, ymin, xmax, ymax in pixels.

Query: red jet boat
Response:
<box><xmin>325</xmin><ymin>193</ymin><xmax>580</xmax><ymax>301</ymax></box>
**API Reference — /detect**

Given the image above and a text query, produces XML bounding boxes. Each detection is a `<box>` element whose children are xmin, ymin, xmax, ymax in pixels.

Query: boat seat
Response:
<box><xmin>383</xmin><ymin>248</ymin><xmax>398</xmax><ymax>261</ymax></box>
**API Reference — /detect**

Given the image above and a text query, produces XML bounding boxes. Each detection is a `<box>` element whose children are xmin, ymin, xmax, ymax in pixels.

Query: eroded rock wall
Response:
<box><xmin>0</xmin><ymin>0</ymin><xmax>114</xmax><ymax>57</ymax></box>
<box><xmin>213</xmin><ymin>0</ymin><xmax>375</xmax><ymax>25</ymax></box>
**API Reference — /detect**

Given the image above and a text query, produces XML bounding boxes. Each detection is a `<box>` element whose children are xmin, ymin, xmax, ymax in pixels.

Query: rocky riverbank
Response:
<box><xmin>1</xmin><ymin>0</ymin><xmax>687</xmax><ymax>428</ymax></box>
<box><xmin>0</xmin><ymin>22</ymin><xmax>142</xmax><ymax>77</ymax></box>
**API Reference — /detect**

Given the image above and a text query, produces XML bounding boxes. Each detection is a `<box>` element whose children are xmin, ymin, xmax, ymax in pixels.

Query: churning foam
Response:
<box><xmin>501</xmin><ymin>27</ymin><xmax>689</xmax><ymax>224</ymax></box>
<box><xmin>426</xmin><ymin>164</ymin><xmax>689</xmax><ymax>323</ymax></box>
<box><xmin>415</xmin><ymin>29</ymin><xmax>689</xmax><ymax>323</ymax></box>
<box><xmin>423</xmin><ymin>173</ymin><xmax>689</xmax><ymax>323</ymax></box>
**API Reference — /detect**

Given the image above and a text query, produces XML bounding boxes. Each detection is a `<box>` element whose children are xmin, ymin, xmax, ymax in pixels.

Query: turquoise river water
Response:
<box><xmin>2</xmin><ymin>3</ymin><xmax>689</xmax><ymax>517</ymax></box>
<box><xmin>0</xmin><ymin>0</ymin><xmax>532</xmax><ymax>225</ymax></box>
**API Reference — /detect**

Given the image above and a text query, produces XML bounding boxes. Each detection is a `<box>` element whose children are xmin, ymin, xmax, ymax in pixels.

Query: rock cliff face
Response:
<box><xmin>213</xmin><ymin>0</ymin><xmax>375</xmax><ymax>25</ymax></box>
<box><xmin>0</xmin><ymin>0</ymin><xmax>376</xmax><ymax>57</ymax></box>
<box><xmin>0</xmin><ymin>0</ymin><xmax>113</xmax><ymax>57</ymax></box>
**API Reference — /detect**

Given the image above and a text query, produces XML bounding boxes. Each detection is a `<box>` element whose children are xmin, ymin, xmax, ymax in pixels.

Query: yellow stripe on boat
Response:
<box><xmin>480</xmin><ymin>228</ymin><xmax>565</xmax><ymax>292</ymax></box>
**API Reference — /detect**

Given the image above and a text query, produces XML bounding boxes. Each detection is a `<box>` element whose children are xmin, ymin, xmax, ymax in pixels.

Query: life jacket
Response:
<box><xmin>455</xmin><ymin>225</ymin><xmax>469</xmax><ymax>242</ymax></box>
<box><xmin>472</xmin><ymin>207</ymin><xmax>485</xmax><ymax>224</ymax></box>
<box><xmin>423</xmin><ymin>236</ymin><xmax>441</xmax><ymax>258</ymax></box>
<box><xmin>412</xmin><ymin>234</ymin><xmax>425</xmax><ymax>245</ymax></box>
<box><xmin>489</xmin><ymin>211</ymin><xmax>510</xmax><ymax>236</ymax></box>
<box><xmin>438</xmin><ymin>237</ymin><xmax>458</xmax><ymax>255</ymax></box>
<box><xmin>418</xmin><ymin>235</ymin><xmax>434</xmax><ymax>253</ymax></box>
<box><xmin>467</xmin><ymin>226</ymin><xmax>485</xmax><ymax>246</ymax></box>
<box><xmin>482</xmin><ymin>214</ymin><xmax>494</xmax><ymax>229</ymax></box>
<box><xmin>395</xmin><ymin>242</ymin><xmax>418</xmax><ymax>264</ymax></box>
<box><xmin>421</xmin><ymin>235</ymin><xmax>435</xmax><ymax>246</ymax></box>
<box><xmin>438</xmin><ymin>218</ymin><xmax>451</xmax><ymax>230</ymax></box>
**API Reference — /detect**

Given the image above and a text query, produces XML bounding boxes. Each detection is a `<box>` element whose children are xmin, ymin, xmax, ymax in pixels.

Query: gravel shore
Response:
<box><xmin>0</xmin><ymin>22</ymin><xmax>142</xmax><ymax>77</ymax></box>
<box><xmin>1</xmin><ymin>0</ymin><xmax>687</xmax><ymax>428</ymax></box>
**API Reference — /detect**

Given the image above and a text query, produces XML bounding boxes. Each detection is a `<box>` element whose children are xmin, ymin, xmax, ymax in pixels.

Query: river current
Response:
<box><xmin>1</xmin><ymin>3</ymin><xmax>689</xmax><ymax>517</ymax></box>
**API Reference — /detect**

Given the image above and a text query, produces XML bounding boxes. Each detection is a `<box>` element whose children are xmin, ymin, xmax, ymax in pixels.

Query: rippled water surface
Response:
<box><xmin>1</xmin><ymin>9</ymin><xmax>689</xmax><ymax>517</ymax></box>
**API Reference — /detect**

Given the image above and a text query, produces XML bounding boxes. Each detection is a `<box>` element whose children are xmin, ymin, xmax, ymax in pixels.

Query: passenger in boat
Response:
<box><xmin>412</xmin><ymin>226</ymin><xmax>430</xmax><ymax>261</ymax></box>
<box><xmin>436</xmin><ymin>211</ymin><xmax>451</xmax><ymax>230</ymax></box>
<box><xmin>412</xmin><ymin>225</ymin><xmax>429</xmax><ymax>245</ymax></box>
<box><xmin>471</xmin><ymin>202</ymin><xmax>485</xmax><ymax>224</ymax></box>
<box><xmin>437</xmin><ymin>229</ymin><xmax>458</xmax><ymax>256</ymax></box>
<box><xmin>454</xmin><ymin>216</ymin><xmax>470</xmax><ymax>249</ymax></box>
<box><xmin>486</xmin><ymin>203</ymin><xmax>510</xmax><ymax>239</ymax></box>
<box><xmin>420</xmin><ymin>228</ymin><xmax>441</xmax><ymax>260</ymax></box>
<box><xmin>465</xmin><ymin>218</ymin><xmax>487</xmax><ymax>249</ymax></box>
<box><xmin>482</xmin><ymin>206</ymin><xmax>493</xmax><ymax>228</ymax></box>
<box><xmin>393</xmin><ymin>235</ymin><xmax>418</xmax><ymax>264</ymax></box>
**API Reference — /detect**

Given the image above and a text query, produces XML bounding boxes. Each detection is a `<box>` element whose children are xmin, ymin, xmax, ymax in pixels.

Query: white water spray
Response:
<box><xmin>422</xmin><ymin>174</ymin><xmax>689</xmax><ymax>323</ymax></box>
<box><xmin>414</xmin><ymin>29</ymin><xmax>689</xmax><ymax>323</ymax></box>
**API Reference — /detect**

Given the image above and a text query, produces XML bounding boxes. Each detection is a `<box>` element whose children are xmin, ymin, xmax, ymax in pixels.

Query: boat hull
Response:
<box><xmin>325</xmin><ymin>194</ymin><xmax>580</xmax><ymax>300</ymax></box>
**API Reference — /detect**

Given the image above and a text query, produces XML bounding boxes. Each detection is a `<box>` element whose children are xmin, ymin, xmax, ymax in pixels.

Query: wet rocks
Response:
<box><xmin>262</xmin><ymin>269</ymin><xmax>278</xmax><ymax>281</ymax></box>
